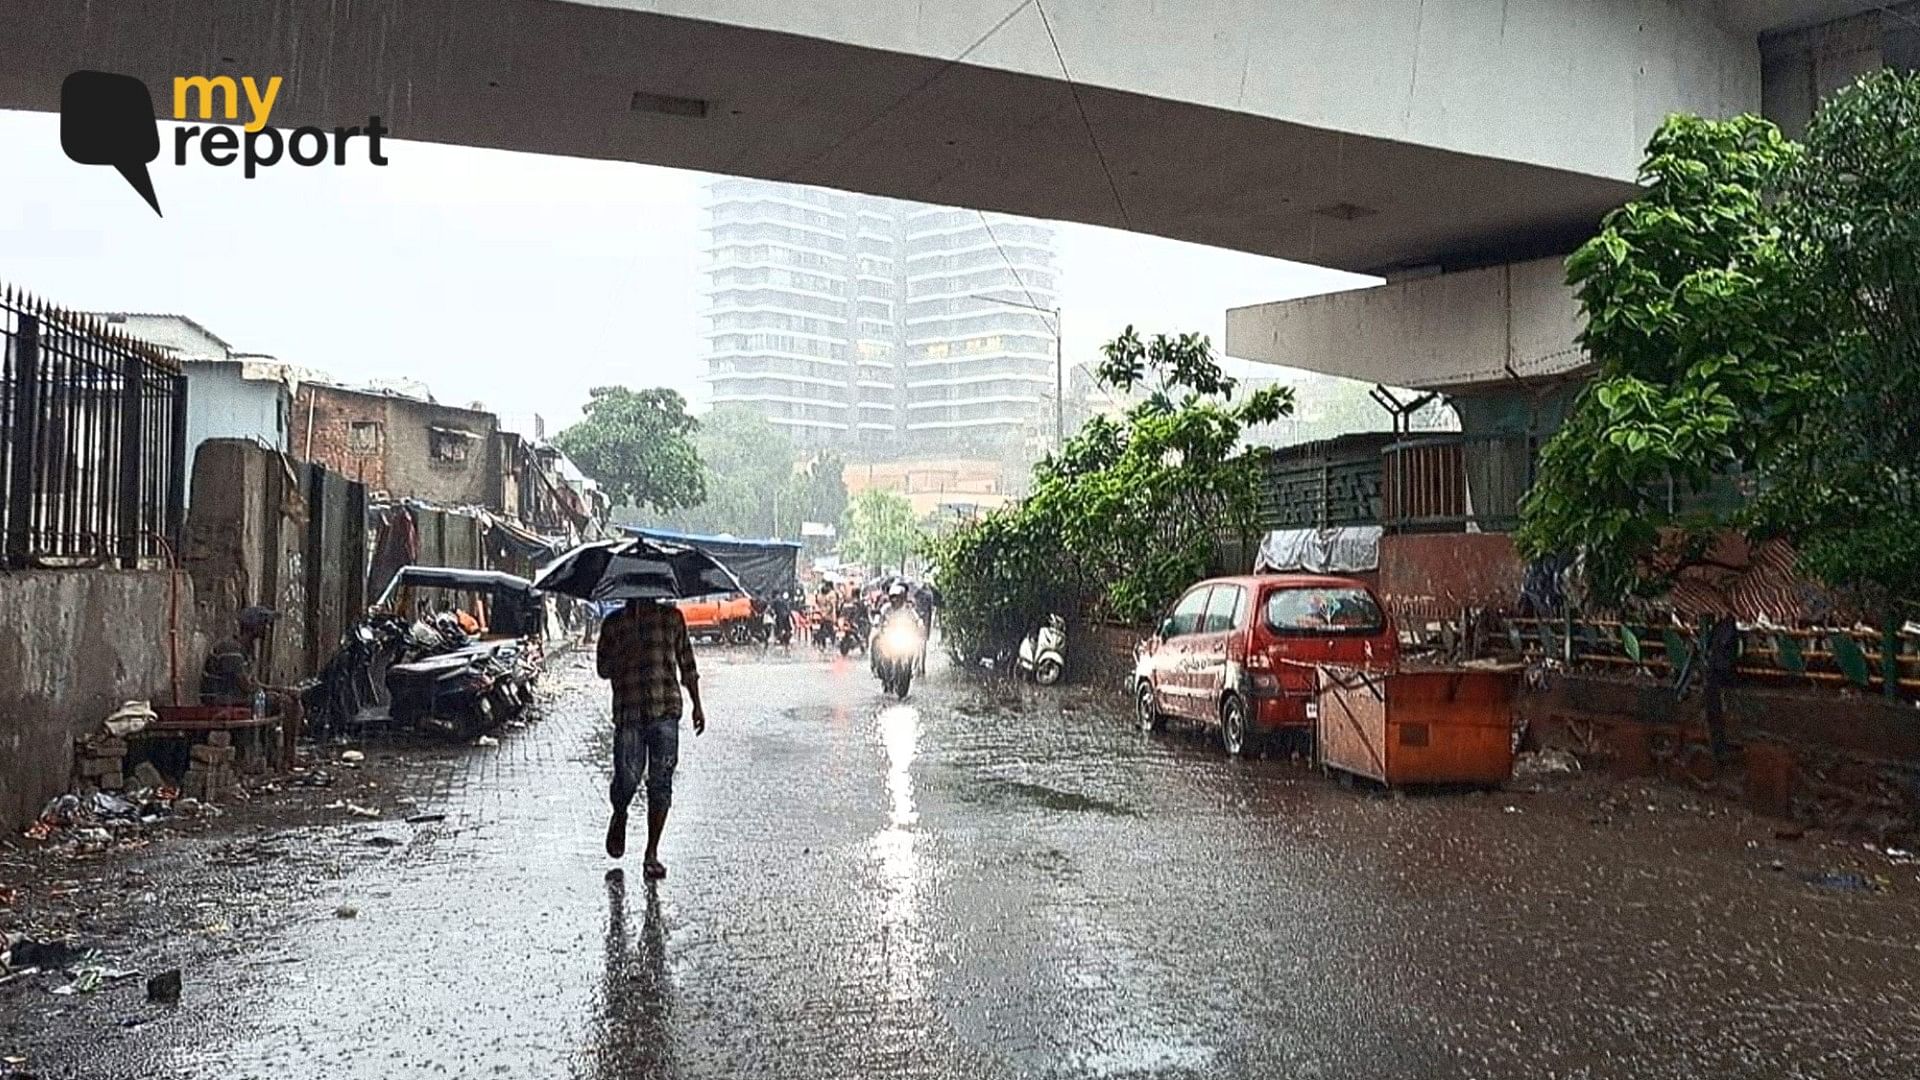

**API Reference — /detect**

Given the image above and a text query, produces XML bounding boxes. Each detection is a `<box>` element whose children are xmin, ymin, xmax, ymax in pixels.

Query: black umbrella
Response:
<box><xmin>531</xmin><ymin>538</ymin><xmax>747</xmax><ymax>602</ymax></box>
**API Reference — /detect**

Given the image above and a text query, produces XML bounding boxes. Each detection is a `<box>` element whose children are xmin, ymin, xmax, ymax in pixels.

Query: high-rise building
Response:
<box><xmin>703</xmin><ymin>178</ymin><xmax>1058</xmax><ymax>460</ymax></box>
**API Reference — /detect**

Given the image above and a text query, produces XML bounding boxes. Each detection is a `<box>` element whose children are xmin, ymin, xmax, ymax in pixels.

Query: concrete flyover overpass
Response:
<box><xmin>2</xmin><ymin>0</ymin><xmax>1906</xmax><ymax>386</ymax></box>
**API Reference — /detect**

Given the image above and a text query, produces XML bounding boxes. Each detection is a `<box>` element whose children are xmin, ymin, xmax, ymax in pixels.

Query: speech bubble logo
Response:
<box><xmin>61</xmin><ymin>70</ymin><xmax>163</xmax><ymax>216</ymax></box>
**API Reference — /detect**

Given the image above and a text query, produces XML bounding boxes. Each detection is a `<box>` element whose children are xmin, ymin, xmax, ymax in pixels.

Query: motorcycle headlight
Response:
<box><xmin>881</xmin><ymin>625</ymin><xmax>922</xmax><ymax>654</ymax></box>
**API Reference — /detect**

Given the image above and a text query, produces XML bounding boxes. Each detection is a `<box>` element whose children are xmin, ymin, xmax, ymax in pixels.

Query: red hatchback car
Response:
<box><xmin>1130</xmin><ymin>574</ymin><xmax>1397</xmax><ymax>755</ymax></box>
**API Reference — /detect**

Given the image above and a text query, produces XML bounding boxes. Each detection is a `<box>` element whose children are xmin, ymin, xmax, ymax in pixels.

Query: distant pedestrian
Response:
<box><xmin>595</xmin><ymin>598</ymin><xmax>706</xmax><ymax>879</ymax></box>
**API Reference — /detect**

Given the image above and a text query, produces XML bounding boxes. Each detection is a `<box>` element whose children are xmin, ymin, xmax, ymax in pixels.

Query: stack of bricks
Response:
<box><xmin>73</xmin><ymin>735</ymin><xmax>128</xmax><ymax>792</ymax></box>
<box><xmin>184</xmin><ymin>731</ymin><xmax>238</xmax><ymax>802</ymax></box>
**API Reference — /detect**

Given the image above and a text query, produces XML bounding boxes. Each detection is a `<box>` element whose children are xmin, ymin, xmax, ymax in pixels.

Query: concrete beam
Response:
<box><xmin>1224</xmin><ymin>256</ymin><xmax>1587</xmax><ymax>390</ymax></box>
<box><xmin>0</xmin><ymin>0</ymin><xmax>1761</xmax><ymax>272</ymax></box>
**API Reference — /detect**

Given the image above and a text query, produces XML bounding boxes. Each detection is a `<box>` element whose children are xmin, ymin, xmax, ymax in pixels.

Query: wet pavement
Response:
<box><xmin>6</xmin><ymin>649</ymin><xmax>1920</xmax><ymax>1079</ymax></box>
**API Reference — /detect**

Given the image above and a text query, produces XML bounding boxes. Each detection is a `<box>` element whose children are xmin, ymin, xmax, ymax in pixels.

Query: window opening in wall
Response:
<box><xmin>348</xmin><ymin>420</ymin><xmax>383</xmax><ymax>455</ymax></box>
<box><xmin>429</xmin><ymin>426</ymin><xmax>474</xmax><ymax>464</ymax></box>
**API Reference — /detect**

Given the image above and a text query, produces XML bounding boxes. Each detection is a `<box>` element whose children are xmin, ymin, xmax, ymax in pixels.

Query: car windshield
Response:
<box><xmin>1263</xmin><ymin>586</ymin><xmax>1383</xmax><ymax>634</ymax></box>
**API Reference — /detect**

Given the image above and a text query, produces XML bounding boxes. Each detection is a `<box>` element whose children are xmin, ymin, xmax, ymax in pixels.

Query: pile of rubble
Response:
<box><xmin>24</xmin><ymin>703</ymin><xmax>239</xmax><ymax>851</ymax></box>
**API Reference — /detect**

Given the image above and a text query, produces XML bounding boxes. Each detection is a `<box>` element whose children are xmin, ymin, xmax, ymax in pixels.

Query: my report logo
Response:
<box><xmin>61</xmin><ymin>70</ymin><xmax>390</xmax><ymax>216</ymax></box>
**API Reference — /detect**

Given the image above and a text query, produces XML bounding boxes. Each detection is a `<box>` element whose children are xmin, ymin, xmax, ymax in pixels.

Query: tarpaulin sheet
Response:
<box><xmin>624</xmin><ymin>527</ymin><xmax>799</xmax><ymax>597</ymax></box>
<box><xmin>1254</xmin><ymin>526</ymin><xmax>1382</xmax><ymax>574</ymax></box>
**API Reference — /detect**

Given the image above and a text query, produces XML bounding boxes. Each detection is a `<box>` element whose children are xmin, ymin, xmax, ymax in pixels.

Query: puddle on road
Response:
<box><xmin>982</xmin><ymin>779</ymin><xmax>1137</xmax><ymax>818</ymax></box>
<box><xmin>1074</xmin><ymin>1035</ymin><xmax>1218</xmax><ymax>1076</ymax></box>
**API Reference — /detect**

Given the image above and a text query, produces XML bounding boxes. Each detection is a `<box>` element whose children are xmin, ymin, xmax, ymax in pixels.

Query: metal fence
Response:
<box><xmin>1381</xmin><ymin>434</ymin><xmax>1535</xmax><ymax>533</ymax></box>
<box><xmin>0</xmin><ymin>287</ymin><xmax>187</xmax><ymax>568</ymax></box>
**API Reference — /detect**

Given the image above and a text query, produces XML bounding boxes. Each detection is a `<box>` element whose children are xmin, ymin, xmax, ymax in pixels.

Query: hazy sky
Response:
<box><xmin>0</xmin><ymin>108</ymin><xmax>1373</xmax><ymax>437</ymax></box>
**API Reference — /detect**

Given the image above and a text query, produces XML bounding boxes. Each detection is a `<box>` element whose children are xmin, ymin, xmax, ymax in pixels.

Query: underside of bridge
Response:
<box><xmin>6</xmin><ymin>0</ymin><xmax>1902</xmax><ymax>398</ymax></box>
<box><xmin>2</xmin><ymin>0</ymin><xmax>1654</xmax><ymax>275</ymax></box>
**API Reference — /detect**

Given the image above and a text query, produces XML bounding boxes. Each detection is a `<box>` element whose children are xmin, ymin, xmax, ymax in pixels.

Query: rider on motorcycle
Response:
<box><xmin>870</xmin><ymin>583</ymin><xmax>923</xmax><ymax>674</ymax></box>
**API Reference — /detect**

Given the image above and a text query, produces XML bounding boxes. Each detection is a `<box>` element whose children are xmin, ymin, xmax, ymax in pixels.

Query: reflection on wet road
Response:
<box><xmin>45</xmin><ymin>651</ymin><xmax>1920</xmax><ymax>1078</ymax></box>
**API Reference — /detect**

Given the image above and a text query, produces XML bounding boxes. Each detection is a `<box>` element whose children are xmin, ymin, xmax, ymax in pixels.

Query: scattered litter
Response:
<box><xmin>346</xmin><ymin>804</ymin><xmax>380</xmax><ymax>819</ymax></box>
<box><xmin>88</xmin><ymin>791</ymin><xmax>137</xmax><ymax>820</ymax></box>
<box><xmin>103</xmin><ymin>700</ymin><xmax>157</xmax><ymax>737</ymax></box>
<box><xmin>1887</xmin><ymin>848</ymin><xmax>1916</xmax><ymax>865</ymax></box>
<box><xmin>334</xmin><ymin>904</ymin><xmax>359</xmax><ymax>919</ymax></box>
<box><xmin>339</xmin><ymin>750</ymin><xmax>365</xmax><ymax>763</ymax></box>
<box><xmin>1769</xmin><ymin>859</ymin><xmax>1787</xmax><ymax>872</ymax></box>
<box><xmin>1512</xmin><ymin>749</ymin><xmax>1581</xmax><ymax>778</ymax></box>
<box><xmin>50</xmin><ymin>967</ymin><xmax>106</xmax><ymax>996</ymax></box>
<box><xmin>363</xmin><ymin>836</ymin><xmax>402</xmax><ymax>849</ymax></box>
<box><xmin>1800</xmin><ymin>870</ymin><xmax>1886</xmax><ymax>893</ymax></box>
<box><xmin>6</xmin><ymin>939</ymin><xmax>79</xmax><ymax>971</ymax></box>
<box><xmin>473</xmin><ymin>735</ymin><xmax>500</xmax><ymax>748</ymax></box>
<box><xmin>1503</xmin><ymin>805</ymin><xmax>1522</xmax><ymax>814</ymax></box>
<box><xmin>147</xmin><ymin>969</ymin><xmax>182</xmax><ymax>1004</ymax></box>
<box><xmin>404</xmin><ymin>812</ymin><xmax>446</xmax><ymax>825</ymax></box>
<box><xmin>295</xmin><ymin>770</ymin><xmax>336</xmax><ymax>788</ymax></box>
<box><xmin>173</xmin><ymin>798</ymin><xmax>203</xmax><ymax>818</ymax></box>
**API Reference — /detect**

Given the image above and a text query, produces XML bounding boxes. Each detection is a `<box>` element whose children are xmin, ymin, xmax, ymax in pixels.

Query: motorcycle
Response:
<box><xmin>836</xmin><ymin>603</ymin><xmax>870</xmax><ymax>657</ymax></box>
<box><xmin>871</xmin><ymin>614</ymin><xmax>924</xmax><ymax>699</ymax></box>
<box><xmin>1017</xmin><ymin>614</ymin><xmax>1068</xmax><ymax>686</ymax></box>
<box><xmin>388</xmin><ymin>644</ymin><xmax>514</xmax><ymax>737</ymax></box>
<box><xmin>302</xmin><ymin>613</ymin><xmax>411</xmax><ymax>740</ymax></box>
<box><xmin>810</xmin><ymin>611</ymin><xmax>837</xmax><ymax>652</ymax></box>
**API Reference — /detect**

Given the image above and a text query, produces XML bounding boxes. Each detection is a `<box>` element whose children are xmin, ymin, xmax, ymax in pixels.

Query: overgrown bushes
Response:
<box><xmin>929</xmin><ymin>328</ymin><xmax>1291</xmax><ymax>662</ymax></box>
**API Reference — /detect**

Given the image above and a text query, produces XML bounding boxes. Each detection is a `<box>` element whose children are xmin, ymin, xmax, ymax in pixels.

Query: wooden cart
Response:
<box><xmin>1315</xmin><ymin>666</ymin><xmax>1518</xmax><ymax>786</ymax></box>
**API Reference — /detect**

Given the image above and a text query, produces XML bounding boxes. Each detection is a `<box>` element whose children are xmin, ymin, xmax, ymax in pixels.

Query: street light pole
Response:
<box><xmin>968</xmin><ymin>294</ymin><xmax>1063</xmax><ymax>450</ymax></box>
<box><xmin>1053</xmin><ymin>307</ymin><xmax>1063</xmax><ymax>449</ymax></box>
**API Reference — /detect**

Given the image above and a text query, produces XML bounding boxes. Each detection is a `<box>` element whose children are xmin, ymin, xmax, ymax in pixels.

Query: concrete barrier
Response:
<box><xmin>0</xmin><ymin>569</ymin><xmax>202</xmax><ymax>827</ymax></box>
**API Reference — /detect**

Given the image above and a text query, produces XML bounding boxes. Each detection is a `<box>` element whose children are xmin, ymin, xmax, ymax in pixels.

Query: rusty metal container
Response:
<box><xmin>1315</xmin><ymin>666</ymin><xmax>1517</xmax><ymax>786</ymax></box>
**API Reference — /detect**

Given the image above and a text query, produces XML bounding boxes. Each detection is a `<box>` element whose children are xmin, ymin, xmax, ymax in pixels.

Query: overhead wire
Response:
<box><xmin>776</xmin><ymin>0</ymin><xmax>1036</xmax><ymax>184</ymax></box>
<box><xmin>1033</xmin><ymin>0</ymin><xmax>1132</xmax><ymax>231</ymax></box>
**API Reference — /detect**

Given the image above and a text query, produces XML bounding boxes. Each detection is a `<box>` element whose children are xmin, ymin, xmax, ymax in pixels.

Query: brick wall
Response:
<box><xmin>293</xmin><ymin>384</ymin><xmax>390</xmax><ymax>491</ymax></box>
<box><xmin>293</xmin><ymin>385</ymin><xmax>501</xmax><ymax>507</ymax></box>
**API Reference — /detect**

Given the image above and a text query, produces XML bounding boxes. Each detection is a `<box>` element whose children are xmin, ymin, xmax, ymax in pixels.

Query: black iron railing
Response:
<box><xmin>0</xmin><ymin>287</ymin><xmax>187</xmax><ymax>567</ymax></box>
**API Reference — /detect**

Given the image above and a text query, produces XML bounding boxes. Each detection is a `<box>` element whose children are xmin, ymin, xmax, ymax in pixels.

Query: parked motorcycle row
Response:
<box><xmin>302</xmin><ymin>567</ymin><xmax>547</xmax><ymax>742</ymax></box>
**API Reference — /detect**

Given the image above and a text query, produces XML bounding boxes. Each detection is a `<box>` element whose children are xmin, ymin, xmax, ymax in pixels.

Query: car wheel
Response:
<box><xmin>1035</xmin><ymin>656</ymin><xmax>1063</xmax><ymax>686</ymax></box>
<box><xmin>1220</xmin><ymin>694</ymin><xmax>1249</xmax><ymax>756</ymax></box>
<box><xmin>1136</xmin><ymin>682</ymin><xmax>1164</xmax><ymax>733</ymax></box>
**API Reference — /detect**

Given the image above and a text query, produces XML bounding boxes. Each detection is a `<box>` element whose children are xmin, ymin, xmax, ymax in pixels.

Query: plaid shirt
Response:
<box><xmin>596</xmin><ymin>601</ymin><xmax>698</xmax><ymax>724</ymax></box>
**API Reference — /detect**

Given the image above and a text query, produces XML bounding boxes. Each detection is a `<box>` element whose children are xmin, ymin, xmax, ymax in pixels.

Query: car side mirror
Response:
<box><xmin>1158</xmin><ymin>616</ymin><xmax>1176</xmax><ymax>639</ymax></box>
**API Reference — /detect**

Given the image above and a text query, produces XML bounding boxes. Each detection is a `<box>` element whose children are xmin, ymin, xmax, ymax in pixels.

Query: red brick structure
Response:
<box><xmin>292</xmin><ymin>383</ymin><xmax>502</xmax><ymax>508</ymax></box>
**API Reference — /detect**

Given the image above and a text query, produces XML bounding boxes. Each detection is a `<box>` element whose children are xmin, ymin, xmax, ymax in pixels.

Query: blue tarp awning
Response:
<box><xmin>619</xmin><ymin>526</ymin><xmax>800</xmax><ymax>596</ymax></box>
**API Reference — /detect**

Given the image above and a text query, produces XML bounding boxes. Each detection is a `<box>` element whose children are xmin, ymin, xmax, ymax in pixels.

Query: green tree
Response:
<box><xmin>1515</xmin><ymin>113</ymin><xmax>1812</xmax><ymax>605</ymax></box>
<box><xmin>554</xmin><ymin>387</ymin><xmax>705</xmax><ymax>513</ymax></box>
<box><xmin>930</xmin><ymin>327</ymin><xmax>1292</xmax><ymax>662</ymax></box>
<box><xmin>786</xmin><ymin>450</ymin><xmax>849</xmax><ymax>535</ymax></box>
<box><xmin>1520</xmin><ymin>74</ymin><xmax>1920</xmax><ymax>621</ymax></box>
<box><xmin>681</xmin><ymin>407</ymin><xmax>798</xmax><ymax>536</ymax></box>
<box><xmin>1761</xmin><ymin>70</ymin><xmax>1920</xmax><ymax>616</ymax></box>
<box><xmin>840</xmin><ymin>489</ymin><xmax>922</xmax><ymax>573</ymax></box>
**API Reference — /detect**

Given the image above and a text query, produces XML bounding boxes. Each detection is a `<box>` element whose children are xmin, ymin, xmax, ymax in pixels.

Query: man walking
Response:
<box><xmin>596</xmin><ymin>597</ymin><xmax>706</xmax><ymax>879</ymax></box>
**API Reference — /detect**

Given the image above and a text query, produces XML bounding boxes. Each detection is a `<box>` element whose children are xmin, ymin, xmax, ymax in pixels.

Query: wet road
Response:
<box><xmin>19</xmin><ymin>650</ymin><xmax>1920</xmax><ymax>1079</ymax></box>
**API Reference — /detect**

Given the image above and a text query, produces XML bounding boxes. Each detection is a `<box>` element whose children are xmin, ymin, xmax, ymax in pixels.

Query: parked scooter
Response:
<box><xmin>1017</xmin><ymin>614</ymin><xmax>1068</xmax><ymax>686</ymax></box>
<box><xmin>388</xmin><ymin>646</ymin><xmax>512</xmax><ymax>737</ymax></box>
<box><xmin>302</xmin><ymin>613</ymin><xmax>410</xmax><ymax>740</ymax></box>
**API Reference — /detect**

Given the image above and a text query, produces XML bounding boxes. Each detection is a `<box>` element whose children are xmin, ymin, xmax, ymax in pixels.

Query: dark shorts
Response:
<box><xmin>610</xmin><ymin>717</ymin><xmax>679</xmax><ymax>810</ymax></box>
